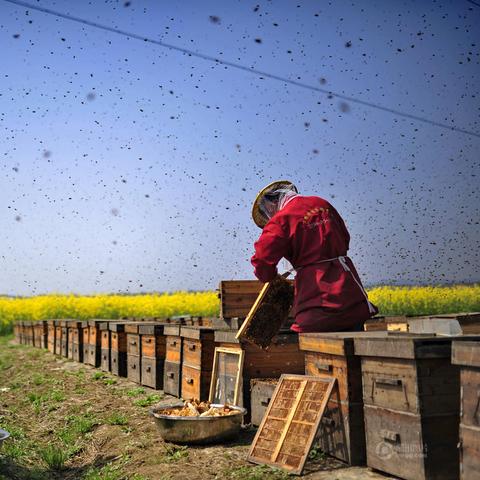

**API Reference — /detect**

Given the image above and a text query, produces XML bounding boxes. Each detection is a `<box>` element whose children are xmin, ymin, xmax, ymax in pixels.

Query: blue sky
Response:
<box><xmin>1</xmin><ymin>0</ymin><xmax>479</xmax><ymax>296</ymax></box>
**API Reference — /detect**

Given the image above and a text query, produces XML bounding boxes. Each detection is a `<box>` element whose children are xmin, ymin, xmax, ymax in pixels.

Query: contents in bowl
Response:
<box><xmin>154</xmin><ymin>399</ymin><xmax>239</xmax><ymax>418</ymax></box>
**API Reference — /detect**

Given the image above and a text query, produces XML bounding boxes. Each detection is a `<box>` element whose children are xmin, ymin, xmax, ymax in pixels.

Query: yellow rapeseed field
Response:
<box><xmin>0</xmin><ymin>284</ymin><xmax>479</xmax><ymax>334</ymax></box>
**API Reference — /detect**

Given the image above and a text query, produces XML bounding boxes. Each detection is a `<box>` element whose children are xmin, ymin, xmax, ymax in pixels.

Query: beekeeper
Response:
<box><xmin>251</xmin><ymin>180</ymin><xmax>378</xmax><ymax>333</ymax></box>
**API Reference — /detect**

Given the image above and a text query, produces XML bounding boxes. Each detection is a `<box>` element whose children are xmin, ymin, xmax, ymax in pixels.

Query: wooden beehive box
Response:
<box><xmin>69</xmin><ymin>320</ymin><xmax>83</xmax><ymax>363</ymax></box>
<box><xmin>55</xmin><ymin>320</ymin><xmax>63</xmax><ymax>354</ymax></box>
<box><xmin>99</xmin><ymin>322</ymin><xmax>111</xmax><ymax>372</ymax></box>
<box><xmin>164</xmin><ymin>324</ymin><xmax>182</xmax><ymax>397</ymax></box>
<box><xmin>298</xmin><ymin>331</ymin><xmax>394</xmax><ymax>465</ymax></box>
<box><xmin>214</xmin><ymin>330</ymin><xmax>304</xmax><ymax>420</ymax></box>
<box><xmin>109</xmin><ymin>322</ymin><xmax>127</xmax><ymax>377</ymax></box>
<box><xmin>47</xmin><ymin>320</ymin><xmax>56</xmax><ymax>354</ymax></box>
<box><xmin>250</xmin><ymin>378</ymin><xmax>278</xmax><ymax>427</ymax></box>
<box><xmin>13</xmin><ymin>322</ymin><xmax>20</xmax><ymax>344</ymax></box>
<box><xmin>139</xmin><ymin>323</ymin><xmax>166</xmax><ymax>390</ymax></box>
<box><xmin>126</xmin><ymin>323</ymin><xmax>142</xmax><ymax>384</ymax></box>
<box><xmin>61</xmin><ymin>320</ymin><xmax>73</xmax><ymax>357</ymax></box>
<box><xmin>24</xmin><ymin>321</ymin><xmax>34</xmax><ymax>346</ymax></box>
<box><xmin>67</xmin><ymin>321</ymin><xmax>82</xmax><ymax>360</ymax></box>
<box><xmin>180</xmin><ymin>326</ymin><xmax>215</xmax><ymax>401</ymax></box>
<box><xmin>452</xmin><ymin>340</ymin><xmax>480</xmax><ymax>480</ymax></box>
<box><xmin>86</xmin><ymin>320</ymin><xmax>103</xmax><ymax>367</ymax></box>
<box><xmin>81</xmin><ymin>321</ymin><xmax>90</xmax><ymax>362</ymax></box>
<box><xmin>407</xmin><ymin>312</ymin><xmax>480</xmax><ymax>335</ymax></box>
<box><xmin>354</xmin><ymin>335</ymin><xmax>462</xmax><ymax>480</ymax></box>
<box><xmin>218</xmin><ymin>280</ymin><xmax>264</xmax><ymax>319</ymax></box>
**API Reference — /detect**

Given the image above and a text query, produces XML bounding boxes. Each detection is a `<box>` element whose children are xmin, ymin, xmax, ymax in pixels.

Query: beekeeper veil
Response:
<box><xmin>252</xmin><ymin>180</ymin><xmax>299</xmax><ymax>228</ymax></box>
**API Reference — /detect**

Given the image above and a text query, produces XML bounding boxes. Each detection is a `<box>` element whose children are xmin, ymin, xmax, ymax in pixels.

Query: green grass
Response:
<box><xmin>105</xmin><ymin>412</ymin><xmax>129</xmax><ymax>426</ymax></box>
<box><xmin>223</xmin><ymin>465</ymin><xmax>290</xmax><ymax>480</ymax></box>
<box><xmin>160</xmin><ymin>444</ymin><xmax>189</xmax><ymax>463</ymax></box>
<box><xmin>126</xmin><ymin>387</ymin><xmax>145</xmax><ymax>397</ymax></box>
<box><xmin>133</xmin><ymin>394</ymin><xmax>162</xmax><ymax>407</ymax></box>
<box><xmin>37</xmin><ymin>444</ymin><xmax>69</xmax><ymax>470</ymax></box>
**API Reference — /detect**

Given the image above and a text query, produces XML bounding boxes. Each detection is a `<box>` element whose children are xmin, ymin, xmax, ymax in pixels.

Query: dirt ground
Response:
<box><xmin>0</xmin><ymin>336</ymin><xmax>393</xmax><ymax>480</ymax></box>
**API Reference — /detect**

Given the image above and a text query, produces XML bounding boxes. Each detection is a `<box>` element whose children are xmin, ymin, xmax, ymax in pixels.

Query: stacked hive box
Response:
<box><xmin>216</xmin><ymin>330</ymin><xmax>304</xmax><ymax>421</ymax></box>
<box><xmin>25</xmin><ymin>321</ymin><xmax>34</xmax><ymax>346</ymax></box>
<box><xmin>65</xmin><ymin>321</ymin><xmax>82</xmax><ymax>361</ymax></box>
<box><xmin>100</xmin><ymin>322</ymin><xmax>111</xmax><ymax>372</ymax></box>
<box><xmin>164</xmin><ymin>325</ymin><xmax>182</xmax><ymax>397</ymax></box>
<box><xmin>85</xmin><ymin>320</ymin><xmax>103</xmax><ymax>367</ymax></box>
<box><xmin>250</xmin><ymin>379</ymin><xmax>278</xmax><ymax>427</ymax></box>
<box><xmin>47</xmin><ymin>320</ymin><xmax>56</xmax><ymax>354</ymax></box>
<box><xmin>33</xmin><ymin>321</ymin><xmax>48</xmax><ymax>349</ymax></box>
<box><xmin>297</xmin><ymin>332</ymin><xmax>392</xmax><ymax>465</ymax></box>
<box><xmin>13</xmin><ymin>322</ymin><xmax>20</xmax><ymax>344</ymax></box>
<box><xmin>140</xmin><ymin>323</ymin><xmax>166</xmax><ymax>389</ymax></box>
<box><xmin>55</xmin><ymin>321</ymin><xmax>63</xmax><ymax>354</ymax></box>
<box><xmin>180</xmin><ymin>326</ymin><xmax>216</xmax><ymax>401</ymax></box>
<box><xmin>452</xmin><ymin>340</ymin><xmax>480</xmax><ymax>479</ymax></box>
<box><xmin>61</xmin><ymin>320</ymin><xmax>72</xmax><ymax>357</ymax></box>
<box><xmin>109</xmin><ymin>322</ymin><xmax>128</xmax><ymax>377</ymax></box>
<box><xmin>354</xmin><ymin>335</ymin><xmax>461</xmax><ymax>480</ymax></box>
<box><xmin>126</xmin><ymin>323</ymin><xmax>142</xmax><ymax>384</ymax></box>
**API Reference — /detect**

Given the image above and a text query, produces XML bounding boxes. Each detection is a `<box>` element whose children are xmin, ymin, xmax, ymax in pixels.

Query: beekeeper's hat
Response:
<box><xmin>251</xmin><ymin>180</ymin><xmax>298</xmax><ymax>228</ymax></box>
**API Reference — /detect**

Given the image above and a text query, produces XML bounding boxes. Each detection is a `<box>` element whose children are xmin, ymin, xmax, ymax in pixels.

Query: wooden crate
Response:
<box><xmin>86</xmin><ymin>320</ymin><xmax>102</xmax><ymax>367</ymax></box>
<box><xmin>55</xmin><ymin>321</ymin><xmax>63</xmax><ymax>354</ymax></box>
<box><xmin>408</xmin><ymin>313</ymin><xmax>480</xmax><ymax>335</ymax></box>
<box><xmin>126</xmin><ymin>323</ymin><xmax>142</xmax><ymax>384</ymax></box>
<box><xmin>81</xmin><ymin>321</ymin><xmax>90</xmax><ymax>363</ymax></box>
<box><xmin>67</xmin><ymin>321</ymin><xmax>82</xmax><ymax>360</ymax></box>
<box><xmin>139</xmin><ymin>323</ymin><xmax>166</xmax><ymax>390</ymax></box>
<box><xmin>354</xmin><ymin>335</ymin><xmax>462</xmax><ymax>480</ymax></box>
<box><xmin>215</xmin><ymin>330</ymin><xmax>304</xmax><ymax>421</ymax></box>
<box><xmin>60</xmin><ymin>320</ymin><xmax>72</xmax><ymax>357</ymax></box>
<box><xmin>47</xmin><ymin>320</ymin><xmax>56</xmax><ymax>354</ymax></box>
<box><xmin>180</xmin><ymin>326</ymin><xmax>215</xmax><ymax>401</ymax></box>
<box><xmin>109</xmin><ymin>322</ymin><xmax>127</xmax><ymax>377</ymax></box>
<box><xmin>452</xmin><ymin>340</ymin><xmax>480</xmax><ymax>479</ymax></box>
<box><xmin>100</xmin><ymin>322</ymin><xmax>111</xmax><ymax>372</ymax></box>
<box><xmin>218</xmin><ymin>280</ymin><xmax>264</xmax><ymax>319</ymax></box>
<box><xmin>250</xmin><ymin>378</ymin><xmax>278</xmax><ymax>427</ymax></box>
<box><xmin>164</xmin><ymin>325</ymin><xmax>182</xmax><ymax>397</ymax></box>
<box><xmin>33</xmin><ymin>321</ymin><xmax>48</xmax><ymax>349</ymax></box>
<box><xmin>298</xmin><ymin>332</ymin><xmax>393</xmax><ymax>465</ymax></box>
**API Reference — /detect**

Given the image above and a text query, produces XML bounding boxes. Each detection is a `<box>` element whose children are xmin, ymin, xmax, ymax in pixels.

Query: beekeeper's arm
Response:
<box><xmin>251</xmin><ymin>218</ymin><xmax>290</xmax><ymax>283</ymax></box>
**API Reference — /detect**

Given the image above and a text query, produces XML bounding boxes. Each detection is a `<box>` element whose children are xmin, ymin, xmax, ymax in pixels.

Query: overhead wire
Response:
<box><xmin>2</xmin><ymin>0</ymin><xmax>480</xmax><ymax>139</ymax></box>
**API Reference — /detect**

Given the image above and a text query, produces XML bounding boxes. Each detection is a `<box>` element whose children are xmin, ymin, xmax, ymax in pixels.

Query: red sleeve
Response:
<box><xmin>251</xmin><ymin>218</ymin><xmax>290</xmax><ymax>283</ymax></box>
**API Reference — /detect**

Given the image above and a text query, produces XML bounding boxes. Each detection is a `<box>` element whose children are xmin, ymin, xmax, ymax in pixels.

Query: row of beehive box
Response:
<box><xmin>283</xmin><ymin>331</ymin><xmax>479</xmax><ymax>480</ymax></box>
<box><xmin>13</xmin><ymin>318</ymin><xmax>305</xmax><ymax>414</ymax></box>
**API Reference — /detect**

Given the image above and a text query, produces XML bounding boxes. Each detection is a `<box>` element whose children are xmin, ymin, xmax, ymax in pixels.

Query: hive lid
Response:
<box><xmin>163</xmin><ymin>324</ymin><xmax>181</xmax><ymax>336</ymax></box>
<box><xmin>353</xmin><ymin>334</ymin><xmax>456</xmax><ymax>359</ymax></box>
<box><xmin>180</xmin><ymin>325</ymin><xmax>215</xmax><ymax>340</ymax></box>
<box><xmin>452</xmin><ymin>340</ymin><xmax>480</xmax><ymax>367</ymax></box>
<box><xmin>138</xmin><ymin>323</ymin><xmax>165</xmax><ymax>335</ymax></box>
<box><xmin>299</xmin><ymin>331</ymin><xmax>390</xmax><ymax>356</ymax></box>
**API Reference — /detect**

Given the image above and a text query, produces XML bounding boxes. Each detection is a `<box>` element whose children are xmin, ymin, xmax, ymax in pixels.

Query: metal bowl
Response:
<box><xmin>0</xmin><ymin>429</ymin><xmax>10</xmax><ymax>447</ymax></box>
<box><xmin>150</xmin><ymin>404</ymin><xmax>246</xmax><ymax>444</ymax></box>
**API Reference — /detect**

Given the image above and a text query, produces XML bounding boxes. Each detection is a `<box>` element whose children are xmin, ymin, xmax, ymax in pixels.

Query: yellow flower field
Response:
<box><xmin>0</xmin><ymin>284</ymin><xmax>479</xmax><ymax>334</ymax></box>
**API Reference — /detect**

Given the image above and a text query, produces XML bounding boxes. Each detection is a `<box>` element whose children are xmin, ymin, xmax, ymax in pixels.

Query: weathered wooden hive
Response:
<box><xmin>109</xmin><ymin>322</ymin><xmax>128</xmax><ymax>377</ymax></box>
<box><xmin>139</xmin><ymin>323</ymin><xmax>166</xmax><ymax>390</ymax></box>
<box><xmin>180</xmin><ymin>326</ymin><xmax>216</xmax><ymax>401</ymax></box>
<box><xmin>354</xmin><ymin>335</ymin><xmax>462</xmax><ymax>480</ymax></box>
<box><xmin>297</xmin><ymin>332</ymin><xmax>392</xmax><ymax>465</ymax></box>
<box><xmin>452</xmin><ymin>340</ymin><xmax>480</xmax><ymax>480</ymax></box>
<box><xmin>163</xmin><ymin>324</ymin><xmax>182</xmax><ymax>397</ymax></box>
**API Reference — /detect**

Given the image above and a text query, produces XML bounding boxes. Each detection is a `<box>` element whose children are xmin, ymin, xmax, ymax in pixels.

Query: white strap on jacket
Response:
<box><xmin>287</xmin><ymin>256</ymin><xmax>376</xmax><ymax>314</ymax></box>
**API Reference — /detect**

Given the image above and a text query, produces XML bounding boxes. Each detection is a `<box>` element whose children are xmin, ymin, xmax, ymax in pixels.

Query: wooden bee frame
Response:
<box><xmin>208</xmin><ymin>347</ymin><xmax>245</xmax><ymax>406</ymax></box>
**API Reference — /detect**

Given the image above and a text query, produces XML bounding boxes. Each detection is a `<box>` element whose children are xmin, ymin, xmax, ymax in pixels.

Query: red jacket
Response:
<box><xmin>251</xmin><ymin>195</ymin><xmax>378</xmax><ymax>333</ymax></box>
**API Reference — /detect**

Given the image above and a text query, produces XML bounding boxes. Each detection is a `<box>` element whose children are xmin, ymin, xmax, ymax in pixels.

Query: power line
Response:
<box><xmin>3</xmin><ymin>0</ymin><xmax>480</xmax><ymax>139</ymax></box>
<box><xmin>466</xmin><ymin>0</ymin><xmax>480</xmax><ymax>8</ymax></box>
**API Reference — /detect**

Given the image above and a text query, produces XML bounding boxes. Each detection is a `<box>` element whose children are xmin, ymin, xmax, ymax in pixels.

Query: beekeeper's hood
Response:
<box><xmin>251</xmin><ymin>180</ymin><xmax>299</xmax><ymax>228</ymax></box>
